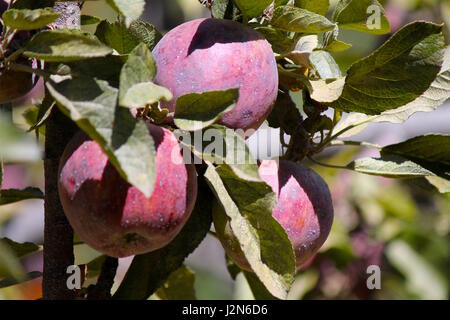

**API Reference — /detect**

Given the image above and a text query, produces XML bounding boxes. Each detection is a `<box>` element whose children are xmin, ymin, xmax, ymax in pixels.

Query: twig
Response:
<box><xmin>86</xmin><ymin>257</ymin><xmax>119</xmax><ymax>300</ymax></box>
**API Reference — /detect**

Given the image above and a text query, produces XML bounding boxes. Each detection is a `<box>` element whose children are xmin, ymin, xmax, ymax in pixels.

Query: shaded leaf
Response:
<box><xmin>0</xmin><ymin>238</ymin><xmax>40</xmax><ymax>258</ymax></box>
<box><xmin>95</xmin><ymin>19</ymin><xmax>162</xmax><ymax>54</ymax></box>
<box><xmin>174</xmin><ymin>89</ymin><xmax>239</xmax><ymax>131</ymax></box>
<box><xmin>0</xmin><ymin>187</ymin><xmax>44</xmax><ymax>205</ymax></box>
<box><xmin>156</xmin><ymin>265</ymin><xmax>196</xmax><ymax>300</ymax></box>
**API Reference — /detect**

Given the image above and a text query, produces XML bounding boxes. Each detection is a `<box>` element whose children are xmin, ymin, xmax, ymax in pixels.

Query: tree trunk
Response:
<box><xmin>42</xmin><ymin>2</ymin><xmax>81</xmax><ymax>300</ymax></box>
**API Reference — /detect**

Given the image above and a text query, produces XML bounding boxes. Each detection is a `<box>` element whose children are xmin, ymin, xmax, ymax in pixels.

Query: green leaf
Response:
<box><xmin>252</xmin><ymin>26</ymin><xmax>296</xmax><ymax>54</ymax></box>
<box><xmin>271</xmin><ymin>6</ymin><xmax>335</xmax><ymax>33</ymax></box>
<box><xmin>386</xmin><ymin>240</ymin><xmax>447</xmax><ymax>299</ymax></box>
<box><xmin>320</xmin><ymin>26</ymin><xmax>352</xmax><ymax>53</ymax></box>
<box><xmin>332</xmin><ymin>0</ymin><xmax>390</xmax><ymax>35</ymax></box>
<box><xmin>10</xmin><ymin>0</ymin><xmax>54</xmax><ymax>10</ymax></box>
<box><xmin>0</xmin><ymin>238</ymin><xmax>40</xmax><ymax>258</ymax></box>
<box><xmin>348</xmin><ymin>155</ymin><xmax>436</xmax><ymax>178</ymax></box>
<box><xmin>0</xmin><ymin>187</ymin><xmax>44</xmax><ymax>205</ymax></box>
<box><xmin>113</xmin><ymin>175</ymin><xmax>213</xmax><ymax>300</ymax></box>
<box><xmin>369</xmin><ymin>47</ymin><xmax>450</xmax><ymax>123</ymax></box>
<box><xmin>0</xmin><ymin>271</ymin><xmax>42</xmax><ymax>289</ymax></box>
<box><xmin>233</xmin><ymin>0</ymin><xmax>272</xmax><ymax>20</ymax></box>
<box><xmin>2</xmin><ymin>8</ymin><xmax>59</xmax><ymax>30</ymax></box>
<box><xmin>95</xmin><ymin>19</ymin><xmax>162</xmax><ymax>54</ymax></box>
<box><xmin>178</xmin><ymin>125</ymin><xmax>259</xmax><ymax>178</ymax></box>
<box><xmin>0</xmin><ymin>240</ymin><xmax>25</xmax><ymax>279</ymax></box>
<box><xmin>211</xmin><ymin>0</ymin><xmax>242</xmax><ymax>21</ymax></box>
<box><xmin>295</xmin><ymin>0</ymin><xmax>330</xmax><ymax>16</ymax></box>
<box><xmin>156</xmin><ymin>265</ymin><xmax>196</xmax><ymax>300</ymax></box>
<box><xmin>205</xmin><ymin>164</ymin><xmax>295</xmax><ymax>300</ymax></box>
<box><xmin>267</xmin><ymin>90</ymin><xmax>303</xmax><ymax>135</ymax></box>
<box><xmin>0</xmin><ymin>113</ymin><xmax>41</xmax><ymax>162</ymax></box>
<box><xmin>24</xmin><ymin>29</ymin><xmax>113</xmax><ymax>62</ymax></box>
<box><xmin>381</xmin><ymin>134</ymin><xmax>450</xmax><ymax>175</ymax></box>
<box><xmin>46</xmin><ymin>77</ymin><xmax>157</xmax><ymax>198</ymax></box>
<box><xmin>105</xmin><ymin>0</ymin><xmax>145</xmax><ymax>26</ymax></box>
<box><xmin>119</xmin><ymin>43</ymin><xmax>172</xmax><ymax>108</ymax></box>
<box><xmin>309</xmin><ymin>50</ymin><xmax>342</xmax><ymax>79</ymax></box>
<box><xmin>243</xmin><ymin>271</ymin><xmax>278</xmax><ymax>300</ymax></box>
<box><xmin>80</xmin><ymin>15</ymin><xmax>102</xmax><ymax>26</ymax></box>
<box><xmin>174</xmin><ymin>89</ymin><xmax>239</xmax><ymax>131</ymax></box>
<box><xmin>335</xmin><ymin>22</ymin><xmax>444</xmax><ymax>114</ymax></box>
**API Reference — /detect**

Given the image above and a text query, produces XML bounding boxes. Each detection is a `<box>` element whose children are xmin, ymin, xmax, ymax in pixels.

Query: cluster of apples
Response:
<box><xmin>57</xmin><ymin>18</ymin><xmax>333</xmax><ymax>270</ymax></box>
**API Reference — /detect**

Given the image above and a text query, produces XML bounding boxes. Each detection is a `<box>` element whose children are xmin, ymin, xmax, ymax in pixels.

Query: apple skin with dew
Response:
<box><xmin>58</xmin><ymin>124</ymin><xmax>198</xmax><ymax>257</ymax></box>
<box><xmin>213</xmin><ymin>160</ymin><xmax>334</xmax><ymax>270</ymax></box>
<box><xmin>152</xmin><ymin>18</ymin><xmax>279</xmax><ymax>133</ymax></box>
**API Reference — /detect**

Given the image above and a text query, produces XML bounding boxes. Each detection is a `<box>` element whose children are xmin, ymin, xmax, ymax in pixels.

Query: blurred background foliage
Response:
<box><xmin>0</xmin><ymin>0</ymin><xmax>449</xmax><ymax>300</ymax></box>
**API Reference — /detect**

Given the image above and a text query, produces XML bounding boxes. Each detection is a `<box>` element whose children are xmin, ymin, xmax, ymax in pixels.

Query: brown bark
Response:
<box><xmin>42</xmin><ymin>2</ymin><xmax>81</xmax><ymax>300</ymax></box>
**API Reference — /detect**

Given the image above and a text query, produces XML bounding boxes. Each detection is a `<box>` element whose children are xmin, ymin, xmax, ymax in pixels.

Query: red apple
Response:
<box><xmin>58</xmin><ymin>124</ymin><xmax>198</xmax><ymax>257</ymax></box>
<box><xmin>152</xmin><ymin>18</ymin><xmax>279</xmax><ymax>132</ymax></box>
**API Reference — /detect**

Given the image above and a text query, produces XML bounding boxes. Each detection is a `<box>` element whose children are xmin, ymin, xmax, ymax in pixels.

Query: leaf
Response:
<box><xmin>334</xmin><ymin>22</ymin><xmax>444</xmax><ymax>115</ymax></box>
<box><xmin>381</xmin><ymin>134</ymin><xmax>450</xmax><ymax>175</ymax></box>
<box><xmin>113</xmin><ymin>175</ymin><xmax>213</xmax><ymax>300</ymax></box>
<box><xmin>267</xmin><ymin>90</ymin><xmax>303</xmax><ymax>135</ymax></box>
<box><xmin>0</xmin><ymin>238</ymin><xmax>40</xmax><ymax>258</ymax></box>
<box><xmin>295</xmin><ymin>0</ymin><xmax>330</xmax><ymax>16</ymax></box>
<box><xmin>0</xmin><ymin>240</ymin><xmax>25</xmax><ymax>279</ymax></box>
<box><xmin>252</xmin><ymin>26</ymin><xmax>296</xmax><ymax>54</ymax></box>
<box><xmin>95</xmin><ymin>19</ymin><xmax>162</xmax><ymax>54</ymax></box>
<box><xmin>348</xmin><ymin>155</ymin><xmax>436</xmax><ymax>178</ymax></box>
<box><xmin>119</xmin><ymin>43</ymin><xmax>172</xmax><ymax>108</ymax></box>
<box><xmin>2</xmin><ymin>8</ymin><xmax>59</xmax><ymax>30</ymax></box>
<box><xmin>332</xmin><ymin>0</ymin><xmax>390</xmax><ymax>35</ymax></box>
<box><xmin>24</xmin><ymin>29</ymin><xmax>113</xmax><ymax>62</ymax></box>
<box><xmin>177</xmin><ymin>125</ymin><xmax>259</xmax><ymax>177</ymax></box>
<box><xmin>0</xmin><ymin>271</ymin><xmax>42</xmax><ymax>289</ymax></box>
<box><xmin>0</xmin><ymin>113</ymin><xmax>41</xmax><ymax>162</ymax></box>
<box><xmin>46</xmin><ymin>77</ymin><xmax>157</xmax><ymax>198</ymax></box>
<box><xmin>424</xmin><ymin>176</ymin><xmax>450</xmax><ymax>194</ymax></box>
<box><xmin>211</xmin><ymin>0</ymin><xmax>242</xmax><ymax>21</ymax></box>
<box><xmin>156</xmin><ymin>265</ymin><xmax>196</xmax><ymax>300</ymax></box>
<box><xmin>0</xmin><ymin>187</ymin><xmax>44</xmax><ymax>205</ymax></box>
<box><xmin>385</xmin><ymin>240</ymin><xmax>447</xmax><ymax>299</ymax></box>
<box><xmin>320</xmin><ymin>25</ymin><xmax>352</xmax><ymax>53</ymax></box>
<box><xmin>174</xmin><ymin>89</ymin><xmax>239</xmax><ymax>131</ymax></box>
<box><xmin>80</xmin><ymin>15</ymin><xmax>102</xmax><ymax>26</ymax></box>
<box><xmin>368</xmin><ymin>47</ymin><xmax>450</xmax><ymax>123</ymax></box>
<box><xmin>105</xmin><ymin>0</ymin><xmax>145</xmax><ymax>26</ymax></box>
<box><xmin>205</xmin><ymin>164</ymin><xmax>295</xmax><ymax>300</ymax></box>
<box><xmin>309</xmin><ymin>50</ymin><xmax>342</xmax><ymax>79</ymax></box>
<box><xmin>243</xmin><ymin>271</ymin><xmax>278</xmax><ymax>300</ymax></box>
<box><xmin>233</xmin><ymin>0</ymin><xmax>272</xmax><ymax>20</ymax></box>
<box><xmin>310</xmin><ymin>77</ymin><xmax>346</xmax><ymax>103</ymax></box>
<box><xmin>271</xmin><ymin>6</ymin><xmax>335</xmax><ymax>33</ymax></box>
